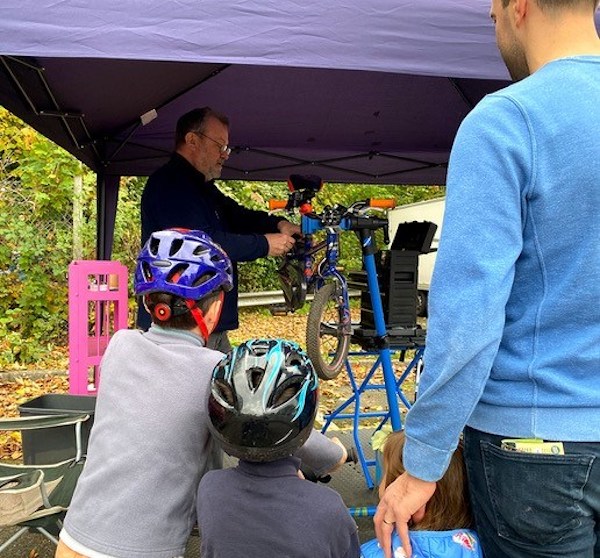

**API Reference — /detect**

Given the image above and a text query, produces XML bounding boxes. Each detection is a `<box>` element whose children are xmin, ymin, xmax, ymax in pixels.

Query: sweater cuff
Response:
<box><xmin>257</xmin><ymin>234</ymin><xmax>270</xmax><ymax>257</ymax></box>
<box><xmin>402</xmin><ymin>433</ymin><xmax>453</xmax><ymax>482</ymax></box>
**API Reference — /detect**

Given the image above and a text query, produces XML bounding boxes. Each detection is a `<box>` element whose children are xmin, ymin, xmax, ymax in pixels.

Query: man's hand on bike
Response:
<box><xmin>265</xmin><ymin>232</ymin><xmax>296</xmax><ymax>257</ymax></box>
<box><xmin>277</xmin><ymin>220</ymin><xmax>302</xmax><ymax>237</ymax></box>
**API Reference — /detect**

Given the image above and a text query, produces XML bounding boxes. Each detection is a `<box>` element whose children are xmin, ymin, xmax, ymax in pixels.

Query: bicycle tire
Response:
<box><xmin>306</xmin><ymin>282</ymin><xmax>351</xmax><ymax>380</ymax></box>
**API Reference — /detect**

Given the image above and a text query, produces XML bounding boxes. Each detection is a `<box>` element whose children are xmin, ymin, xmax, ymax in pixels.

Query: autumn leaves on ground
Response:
<box><xmin>0</xmin><ymin>308</ymin><xmax>414</xmax><ymax>459</ymax></box>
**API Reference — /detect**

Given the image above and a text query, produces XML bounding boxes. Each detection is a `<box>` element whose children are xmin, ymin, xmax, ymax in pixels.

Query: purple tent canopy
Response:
<box><xmin>0</xmin><ymin>0</ymin><xmax>512</xmax><ymax>181</ymax></box>
<box><xmin>2</xmin><ymin>1</ymin><xmax>596</xmax><ymax>255</ymax></box>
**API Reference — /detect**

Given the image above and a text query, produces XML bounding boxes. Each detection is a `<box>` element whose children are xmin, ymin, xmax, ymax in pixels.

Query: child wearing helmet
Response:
<box><xmin>56</xmin><ymin>230</ymin><xmax>347</xmax><ymax>558</ymax></box>
<box><xmin>360</xmin><ymin>431</ymin><xmax>482</xmax><ymax>558</ymax></box>
<box><xmin>197</xmin><ymin>338</ymin><xmax>361</xmax><ymax>558</ymax></box>
<box><xmin>134</xmin><ymin>228</ymin><xmax>233</xmax><ymax>341</ymax></box>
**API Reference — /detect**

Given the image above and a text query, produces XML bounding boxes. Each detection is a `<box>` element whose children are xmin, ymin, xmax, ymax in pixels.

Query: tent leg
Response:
<box><xmin>96</xmin><ymin>172</ymin><xmax>121</xmax><ymax>260</ymax></box>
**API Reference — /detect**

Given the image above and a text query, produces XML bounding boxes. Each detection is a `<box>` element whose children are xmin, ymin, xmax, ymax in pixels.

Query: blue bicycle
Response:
<box><xmin>270</xmin><ymin>175</ymin><xmax>394</xmax><ymax>380</ymax></box>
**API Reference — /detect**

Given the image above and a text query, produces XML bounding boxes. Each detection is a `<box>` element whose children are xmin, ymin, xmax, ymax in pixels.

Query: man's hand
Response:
<box><xmin>277</xmin><ymin>220</ymin><xmax>302</xmax><ymax>237</ymax></box>
<box><xmin>265</xmin><ymin>233</ymin><xmax>295</xmax><ymax>257</ymax></box>
<box><xmin>374</xmin><ymin>472</ymin><xmax>436</xmax><ymax>558</ymax></box>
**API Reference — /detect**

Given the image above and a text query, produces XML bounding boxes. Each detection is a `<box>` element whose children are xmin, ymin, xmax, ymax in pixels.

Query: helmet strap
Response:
<box><xmin>185</xmin><ymin>299</ymin><xmax>210</xmax><ymax>343</ymax></box>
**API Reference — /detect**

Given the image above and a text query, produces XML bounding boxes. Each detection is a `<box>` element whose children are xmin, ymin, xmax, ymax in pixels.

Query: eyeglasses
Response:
<box><xmin>193</xmin><ymin>131</ymin><xmax>231</xmax><ymax>155</ymax></box>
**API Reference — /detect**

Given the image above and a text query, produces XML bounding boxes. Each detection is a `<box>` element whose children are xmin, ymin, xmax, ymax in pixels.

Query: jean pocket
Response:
<box><xmin>480</xmin><ymin>441</ymin><xmax>594</xmax><ymax>545</ymax></box>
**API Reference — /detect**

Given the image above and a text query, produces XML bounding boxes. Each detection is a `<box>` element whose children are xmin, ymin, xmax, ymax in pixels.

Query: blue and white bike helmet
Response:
<box><xmin>135</xmin><ymin>228</ymin><xmax>233</xmax><ymax>299</ymax></box>
<box><xmin>208</xmin><ymin>339</ymin><xmax>319</xmax><ymax>462</ymax></box>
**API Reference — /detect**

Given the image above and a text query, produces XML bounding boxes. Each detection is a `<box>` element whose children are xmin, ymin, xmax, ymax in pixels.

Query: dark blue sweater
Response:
<box><xmin>141</xmin><ymin>154</ymin><xmax>283</xmax><ymax>331</ymax></box>
<box><xmin>197</xmin><ymin>457</ymin><xmax>361</xmax><ymax>558</ymax></box>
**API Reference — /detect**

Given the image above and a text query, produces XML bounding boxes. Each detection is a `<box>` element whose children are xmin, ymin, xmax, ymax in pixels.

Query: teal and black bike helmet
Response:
<box><xmin>208</xmin><ymin>339</ymin><xmax>319</xmax><ymax>462</ymax></box>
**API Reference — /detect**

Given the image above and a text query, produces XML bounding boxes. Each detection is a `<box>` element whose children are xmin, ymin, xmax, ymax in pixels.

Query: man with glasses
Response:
<box><xmin>140</xmin><ymin>107</ymin><xmax>299</xmax><ymax>350</ymax></box>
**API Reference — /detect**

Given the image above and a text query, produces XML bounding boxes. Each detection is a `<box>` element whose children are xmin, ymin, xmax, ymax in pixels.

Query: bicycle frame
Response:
<box><xmin>299</xmin><ymin>214</ymin><xmax>352</xmax><ymax>336</ymax></box>
<box><xmin>273</xmin><ymin>189</ymin><xmax>396</xmax><ymax>383</ymax></box>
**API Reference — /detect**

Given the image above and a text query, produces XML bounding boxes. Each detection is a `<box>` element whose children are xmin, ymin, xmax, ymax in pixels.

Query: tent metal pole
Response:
<box><xmin>101</xmin><ymin>64</ymin><xmax>232</xmax><ymax>166</ymax></box>
<box><xmin>0</xmin><ymin>55</ymin><xmax>102</xmax><ymax>163</ymax></box>
<box><xmin>96</xmin><ymin>172</ymin><xmax>120</xmax><ymax>260</ymax></box>
<box><xmin>448</xmin><ymin>77</ymin><xmax>476</xmax><ymax>110</ymax></box>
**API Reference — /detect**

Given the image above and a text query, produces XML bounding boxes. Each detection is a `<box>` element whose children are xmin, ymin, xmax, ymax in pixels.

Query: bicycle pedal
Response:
<box><xmin>270</xmin><ymin>305</ymin><xmax>289</xmax><ymax>316</ymax></box>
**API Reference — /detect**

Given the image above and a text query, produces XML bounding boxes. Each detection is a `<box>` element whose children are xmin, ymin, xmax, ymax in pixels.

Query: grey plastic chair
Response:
<box><xmin>0</xmin><ymin>413</ymin><xmax>90</xmax><ymax>553</ymax></box>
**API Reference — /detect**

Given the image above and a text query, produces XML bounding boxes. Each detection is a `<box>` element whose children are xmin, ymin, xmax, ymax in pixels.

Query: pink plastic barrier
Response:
<box><xmin>68</xmin><ymin>260</ymin><xmax>128</xmax><ymax>395</ymax></box>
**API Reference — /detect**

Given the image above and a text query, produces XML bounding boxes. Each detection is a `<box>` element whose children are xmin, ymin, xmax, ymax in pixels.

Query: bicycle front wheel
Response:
<box><xmin>306</xmin><ymin>282</ymin><xmax>351</xmax><ymax>380</ymax></box>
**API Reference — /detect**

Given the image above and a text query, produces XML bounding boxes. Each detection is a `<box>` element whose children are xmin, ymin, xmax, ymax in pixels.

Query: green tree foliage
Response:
<box><xmin>0</xmin><ymin>109</ymin><xmax>143</xmax><ymax>365</ymax></box>
<box><xmin>0</xmin><ymin>108</ymin><xmax>443</xmax><ymax>366</ymax></box>
<box><xmin>0</xmin><ymin>108</ymin><xmax>95</xmax><ymax>364</ymax></box>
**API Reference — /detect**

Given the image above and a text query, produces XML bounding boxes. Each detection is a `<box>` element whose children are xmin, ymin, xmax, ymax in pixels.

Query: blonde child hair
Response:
<box><xmin>380</xmin><ymin>431</ymin><xmax>473</xmax><ymax>531</ymax></box>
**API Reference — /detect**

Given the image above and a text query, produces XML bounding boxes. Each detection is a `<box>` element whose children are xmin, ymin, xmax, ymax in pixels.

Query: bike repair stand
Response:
<box><xmin>322</xmin><ymin>222</ymin><xmax>434</xmax><ymax>491</ymax></box>
<box><xmin>322</xmin><ymin>227</ymin><xmax>405</xmax><ymax>489</ymax></box>
<box><xmin>322</xmin><ymin>344</ymin><xmax>424</xmax><ymax>489</ymax></box>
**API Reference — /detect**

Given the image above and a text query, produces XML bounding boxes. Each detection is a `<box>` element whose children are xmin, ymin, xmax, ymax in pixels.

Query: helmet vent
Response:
<box><xmin>167</xmin><ymin>264</ymin><xmax>187</xmax><ymax>283</ymax></box>
<box><xmin>149</xmin><ymin>237</ymin><xmax>160</xmax><ymax>256</ymax></box>
<box><xmin>169</xmin><ymin>238</ymin><xmax>184</xmax><ymax>256</ymax></box>
<box><xmin>193</xmin><ymin>272</ymin><xmax>216</xmax><ymax>287</ymax></box>
<box><xmin>270</xmin><ymin>377</ymin><xmax>302</xmax><ymax>408</ymax></box>
<box><xmin>248</xmin><ymin>367</ymin><xmax>265</xmax><ymax>391</ymax></box>
<box><xmin>286</xmin><ymin>356</ymin><xmax>302</xmax><ymax>367</ymax></box>
<box><xmin>214</xmin><ymin>380</ymin><xmax>236</xmax><ymax>407</ymax></box>
<box><xmin>141</xmin><ymin>261</ymin><xmax>153</xmax><ymax>281</ymax></box>
<box><xmin>193</xmin><ymin>246</ymin><xmax>210</xmax><ymax>257</ymax></box>
<box><xmin>252</xmin><ymin>345</ymin><xmax>269</xmax><ymax>357</ymax></box>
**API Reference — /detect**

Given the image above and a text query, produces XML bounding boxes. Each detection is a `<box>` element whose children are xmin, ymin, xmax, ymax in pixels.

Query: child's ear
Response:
<box><xmin>203</xmin><ymin>296</ymin><xmax>224</xmax><ymax>333</ymax></box>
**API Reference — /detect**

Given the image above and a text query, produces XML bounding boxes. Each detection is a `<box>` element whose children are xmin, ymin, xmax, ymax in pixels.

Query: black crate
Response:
<box><xmin>18</xmin><ymin>394</ymin><xmax>96</xmax><ymax>465</ymax></box>
<box><xmin>357</xmin><ymin>250</ymin><xmax>419</xmax><ymax>329</ymax></box>
<box><xmin>390</xmin><ymin>221</ymin><xmax>437</xmax><ymax>253</ymax></box>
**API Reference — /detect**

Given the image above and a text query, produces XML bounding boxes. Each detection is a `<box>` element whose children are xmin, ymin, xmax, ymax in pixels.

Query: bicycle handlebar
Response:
<box><xmin>368</xmin><ymin>198</ymin><xmax>396</xmax><ymax>209</ymax></box>
<box><xmin>269</xmin><ymin>199</ymin><xmax>287</xmax><ymax>211</ymax></box>
<box><xmin>270</xmin><ymin>190</ymin><xmax>394</xmax><ymax>237</ymax></box>
<box><xmin>348</xmin><ymin>215</ymin><xmax>388</xmax><ymax>232</ymax></box>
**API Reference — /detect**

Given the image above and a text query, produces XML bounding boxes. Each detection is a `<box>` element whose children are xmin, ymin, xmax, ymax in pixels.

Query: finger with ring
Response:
<box><xmin>383</xmin><ymin>518</ymin><xmax>394</xmax><ymax>525</ymax></box>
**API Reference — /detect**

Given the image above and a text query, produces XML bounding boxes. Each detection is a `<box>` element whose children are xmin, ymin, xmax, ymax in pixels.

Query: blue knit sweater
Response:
<box><xmin>404</xmin><ymin>56</ymin><xmax>600</xmax><ymax>481</ymax></box>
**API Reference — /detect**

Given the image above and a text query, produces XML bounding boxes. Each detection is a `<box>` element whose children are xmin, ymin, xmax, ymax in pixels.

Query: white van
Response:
<box><xmin>388</xmin><ymin>197</ymin><xmax>445</xmax><ymax>316</ymax></box>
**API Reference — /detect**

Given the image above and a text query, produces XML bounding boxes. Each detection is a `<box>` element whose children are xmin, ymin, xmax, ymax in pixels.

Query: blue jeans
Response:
<box><xmin>463</xmin><ymin>426</ymin><xmax>599</xmax><ymax>558</ymax></box>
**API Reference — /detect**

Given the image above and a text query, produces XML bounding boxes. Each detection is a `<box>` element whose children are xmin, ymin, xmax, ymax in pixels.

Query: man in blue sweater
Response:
<box><xmin>375</xmin><ymin>1</ymin><xmax>600</xmax><ymax>557</ymax></box>
<box><xmin>140</xmin><ymin>107</ymin><xmax>300</xmax><ymax>350</ymax></box>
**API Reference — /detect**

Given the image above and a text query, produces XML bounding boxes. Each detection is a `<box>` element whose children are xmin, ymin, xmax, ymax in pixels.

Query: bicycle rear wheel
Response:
<box><xmin>306</xmin><ymin>282</ymin><xmax>351</xmax><ymax>380</ymax></box>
